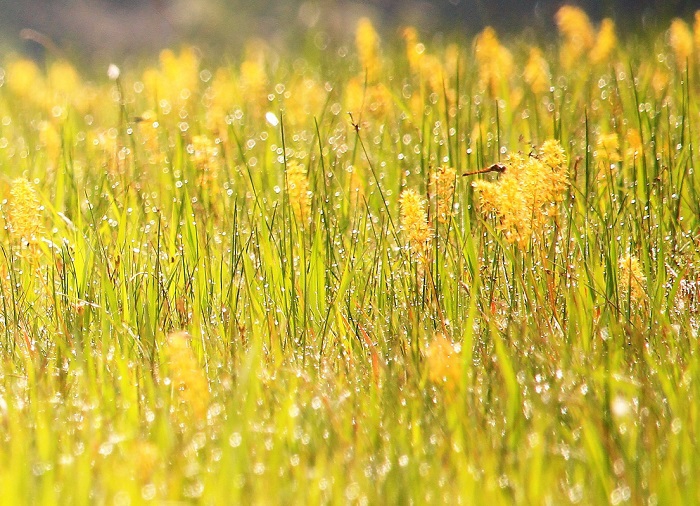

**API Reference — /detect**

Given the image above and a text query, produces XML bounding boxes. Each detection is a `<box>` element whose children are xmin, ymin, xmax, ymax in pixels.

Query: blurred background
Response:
<box><xmin>0</xmin><ymin>0</ymin><xmax>695</xmax><ymax>62</ymax></box>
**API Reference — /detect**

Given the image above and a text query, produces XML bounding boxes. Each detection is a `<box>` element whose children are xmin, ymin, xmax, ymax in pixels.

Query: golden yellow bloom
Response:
<box><xmin>136</xmin><ymin>110</ymin><xmax>163</xmax><ymax>164</ymax></box>
<box><xmin>344</xmin><ymin>77</ymin><xmax>393</xmax><ymax>120</ymax></box>
<box><xmin>133</xmin><ymin>441</ymin><xmax>160</xmax><ymax>482</ymax></box>
<box><xmin>164</xmin><ymin>331</ymin><xmax>210</xmax><ymax>422</ymax></box>
<box><xmin>205</xmin><ymin>67</ymin><xmax>237</xmax><ymax>138</ymax></box>
<box><xmin>426</xmin><ymin>333</ymin><xmax>461</xmax><ymax>391</ymax></box>
<box><xmin>474</xmin><ymin>26</ymin><xmax>513</xmax><ymax>97</ymax></box>
<box><xmin>523</xmin><ymin>47</ymin><xmax>550</xmax><ymax>95</ymax></box>
<box><xmin>48</xmin><ymin>60</ymin><xmax>80</xmax><ymax>97</ymax></box>
<box><xmin>356</xmin><ymin>17</ymin><xmax>382</xmax><ymax>82</ymax></box>
<box><xmin>625</xmin><ymin>129</ymin><xmax>643</xmax><ymax>164</ymax></box>
<box><xmin>6</xmin><ymin>59</ymin><xmax>43</xmax><ymax>102</ymax></box>
<box><xmin>590</xmin><ymin>18</ymin><xmax>617</xmax><ymax>65</ymax></box>
<box><xmin>430</xmin><ymin>165</ymin><xmax>456</xmax><ymax>224</ymax></box>
<box><xmin>240</xmin><ymin>59</ymin><xmax>268</xmax><ymax>107</ymax></box>
<box><xmin>399</xmin><ymin>189</ymin><xmax>431</xmax><ymax>254</ymax></box>
<box><xmin>286</xmin><ymin>160</ymin><xmax>311</xmax><ymax>224</ymax></box>
<box><xmin>8</xmin><ymin>178</ymin><xmax>45</xmax><ymax>248</ymax></box>
<box><xmin>160</xmin><ymin>46</ymin><xmax>199</xmax><ymax>97</ymax></box>
<box><xmin>402</xmin><ymin>26</ymin><xmax>424</xmax><ymax>75</ymax></box>
<box><xmin>695</xmin><ymin>11</ymin><xmax>700</xmax><ymax>53</ymax></box>
<box><xmin>619</xmin><ymin>254</ymin><xmax>647</xmax><ymax>305</ymax></box>
<box><xmin>670</xmin><ymin>18</ymin><xmax>693</xmax><ymax>69</ymax></box>
<box><xmin>473</xmin><ymin>140</ymin><xmax>569</xmax><ymax>246</ymax></box>
<box><xmin>189</xmin><ymin>135</ymin><xmax>220</xmax><ymax>191</ymax></box>
<box><xmin>596</xmin><ymin>133</ymin><xmax>621</xmax><ymax>162</ymax></box>
<box><xmin>284</xmin><ymin>77</ymin><xmax>328</xmax><ymax>127</ymax></box>
<box><xmin>556</xmin><ymin>6</ymin><xmax>595</xmax><ymax>69</ymax></box>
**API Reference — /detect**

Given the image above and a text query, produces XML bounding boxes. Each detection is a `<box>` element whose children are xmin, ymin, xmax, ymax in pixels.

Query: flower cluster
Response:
<box><xmin>472</xmin><ymin>140</ymin><xmax>569</xmax><ymax>247</ymax></box>
<box><xmin>164</xmin><ymin>331</ymin><xmax>210</xmax><ymax>422</ymax></box>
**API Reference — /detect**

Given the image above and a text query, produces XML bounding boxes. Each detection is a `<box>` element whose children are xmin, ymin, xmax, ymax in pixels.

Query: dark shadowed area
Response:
<box><xmin>0</xmin><ymin>0</ymin><xmax>694</xmax><ymax>62</ymax></box>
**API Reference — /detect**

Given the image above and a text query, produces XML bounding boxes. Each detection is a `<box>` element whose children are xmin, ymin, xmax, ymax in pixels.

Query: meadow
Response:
<box><xmin>0</xmin><ymin>5</ymin><xmax>700</xmax><ymax>504</ymax></box>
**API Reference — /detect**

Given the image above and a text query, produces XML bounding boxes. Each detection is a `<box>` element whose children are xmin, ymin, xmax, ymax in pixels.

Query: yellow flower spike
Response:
<box><xmin>590</xmin><ymin>18</ymin><xmax>617</xmax><ymax>65</ymax></box>
<box><xmin>6</xmin><ymin>59</ymin><xmax>43</xmax><ymax>103</ymax></box>
<box><xmin>356</xmin><ymin>17</ymin><xmax>382</xmax><ymax>83</ymax></box>
<box><xmin>430</xmin><ymin>165</ymin><xmax>456</xmax><ymax>224</ymax></box>
<box><xmin>164</xmin><ymin>331</ymin><xmax>210</xmax><ymax>423</ymax></box>
<box><xmin>669</xmin><ymin>18</ymin><xmax>693</xmax><ymax>70</ymax></box>
<box><xmin>474</xmin><ymin>26</ymin><xmax>513</xmax><ymax>97</ymax></box>
<box><xmin>473</xmin><ymin>140</ymin><xmax>569</xmax><ymax>247</ymax></box>
<box><xmin>556</xmin><ymin>5</ymin><xmax>595</xmax><ymax>69</ymax></box>
<box><xmin>402</xmin><ymin>26</ymin><xmax>424</xmax><ymax>75</ymax></box>
<box><xmin>286</xmin><ymin>161</ymin><xmax>311</xmax><ymax>225</ymax></box>
<box><xmin>524</xmin><ymin>47</ymin><xmax>550</xmax><ymax>95</ymax></box>
<box><xmin>618</xmin><ymin>254</ymin><xmax>647</xmax><ymax>306</ymax></box>
<box><xmin>47</xmin><ymin>60</ymin><xmax>80</xmax><ymax>97</ymax></box>
<box><xmin>399</xmin><ymin>189</ymin><xmax>431</xmax><ymax>255</ymax></box>
<box><xmin>426</xmin><ymin>333</ymin><xmax>461</xmax><ymax>392</ymax></box>
<box><xmin>596</xmin><ymin>133</ymin><xmax>621</xmax><ymax>163</ymax></box>
<box><xmin>695</xmin><ymin>11</ymin><xmax>700</xmax><ymax>52</ymax></box>
<box><xmin>8</xmin><ymin>178</ymin><xmax>45</xmax><ymax>251</ymax></box>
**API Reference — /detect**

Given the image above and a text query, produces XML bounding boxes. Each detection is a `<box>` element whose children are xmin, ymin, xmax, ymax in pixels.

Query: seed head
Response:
<box><xmin>426</xmin><ymin>333</ymin><xmax>461</xmax><ymax>391</ymax></box>
<box><xmin>399</xmin><ymin>189</ymin><xmax>431</xmax><ymax>255</ymax></box>
<box><xmin>590</xmin><ymin>18</ymin><xmax>617</xmax><ymax>64</ymax></box>
<box><xmin>8</xmin><ymin>178</ymin><xmax>45</xmax><ymax>249</ymax></box>
<box><xmin>356</xmin><ymin>18</ymin><xmax>382</xmax><ymax>82</ymax></box>
<box><xmin>670</xmin><ymin>18</ymin><xmax>693</xmax><ymax>70</ymax></box>
<box><xmin>286</xmin><ymin>161</ymin><xmax>311</xmax><ymax>224</ymax></box>
<box><xmin>473</xmin><ymin>140</ymin><xmax>569</xmax><ymax>246</ymax></box>
<box><xmin>430</xmin><ymin>165</ymin><xmax>456</xmax><ymax>224</ymax></box>
<box><xmin>164</xmin><ymin>331</ymin><xmax>210</xmax><ymax>422</ymax></box>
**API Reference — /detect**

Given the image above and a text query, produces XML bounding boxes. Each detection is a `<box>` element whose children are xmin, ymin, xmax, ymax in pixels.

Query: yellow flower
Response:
<box><xmin>430</xmin><ymin>165</ymin><xmax>456</xmax><ymax>224</ymax></box>
<box><xmin>189</xmin><ymin>135</ymin><xmax>220</xmax><ymax>192</ymax></box>
<box><xmin>556</xmin><ymin>5</ymin><xmax>595</xmax><ymax>69</ymax></box>
<box><xmin>590</xmin><ymin>18</ymin><xmax>617</xmax><ymax>65</ymax></box>
<box><xmin>399</xmin><ymin>189</ymin><xmax>431</xmax><ymax>255</ymax></box>
<box><xmin>164</xmin><ymin>331</ymin><xmax>210</xmax><ymax>422</ymax></box>
<box><xmin>286</xmin><ymin>161</ymin><xmax>311</xmax><ymax>224</ymax></box>
<box><xmin>6</xmin><ymin>59</ymin><xmax>43</xmax><ymax>103</ymax></box>
<box><xmin>523</xmin><ymin>47</ymin><xmax>550</xmax><ymax>95</ymax></box>
<box><xmin>426</xmin><ymin>333</ymin><xmax>461</xmax><ymax>391</ymax></box>
<box><xmin>625</xmin><ymin>129</ymin><xmax>643</xmax><ymax>164</ymax></box>
<box><xmin>48</xmin><ymin>60</ymin><xmax>80</xmax><ymax>97</ymax></box>
<box><xmin>356</xmin><ymin>17</ymin><xmax>382</xmax><ymax>83</ymax></box>
<box><xmin>596</xmin><ymin>133</ymin><xmax>621</xmax><ymax>162</ymax></box>
<box><xmin>402</xmin><ymin>26</ymin><xmax>424</xmax><ymax>75</ymax></box>
<box><xmin>474</xmin><ymin>26</ymin><xmax>513</xmax><ymax>97</ymax></box>
<box><xmin>344</xmin><ymin>77</ymin><xmax>393</xmax><ymax>121</ymax></box>
<box><xmin>669</xmin><ymin>18</ymin><xmax>693</xmax><ymax>69</ymax></box>
<box><xmin>618</xmin><ymin>254</ymin><xmax>647</xmax><ymax>305</ymax></box>
<box><xmin>473</xmin><ymin>140</ymin><xmax>569</xmax><ymax>247</ymax></box>
<box><xmin>8</xmin><ymin>178</ymin><xmax>45</xmax><ymax>249</ymax></box>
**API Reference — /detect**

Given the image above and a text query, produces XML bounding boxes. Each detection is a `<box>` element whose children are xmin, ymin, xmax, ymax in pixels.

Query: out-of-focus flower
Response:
<box><xmin>556</xmin><ymin>6</ymin><xmax>595</xmax><ymax>69</ymax></box>
<box><xmin>474</xmin><ymin>26</ymin><xmax>513</xmax><ymax>97</ymax></box>
<box><xmin>590</xmin><ymin>18</ymin><xmax>617</xmax><ymax>65</ymax></box>
<box><xmin>356</xmin><ymin>17</ymin><xmax>382</xmax><ymax>83</ymax></box>
<box><xmin>523</xmin><ymin>47</ymin><xmax>550</xmax><ymax>95</ymax></box>
<box><xmin>670</xmin><ymin>18</ymin><xmax>693</xmax><ymax>70</ymax></box>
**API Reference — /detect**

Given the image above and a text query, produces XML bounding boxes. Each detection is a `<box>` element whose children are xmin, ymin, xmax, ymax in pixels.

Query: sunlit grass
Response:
<box><xmin>0</xmin><ymin>5</ymin><xmax>700</xmax><ymax>504</ymax></box>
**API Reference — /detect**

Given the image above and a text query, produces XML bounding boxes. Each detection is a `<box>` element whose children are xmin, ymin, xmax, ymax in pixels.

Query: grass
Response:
<box><xmin>0</xmin><ymin>7</ymin><xmax>700</xmax><ymax>504</ymax></box>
